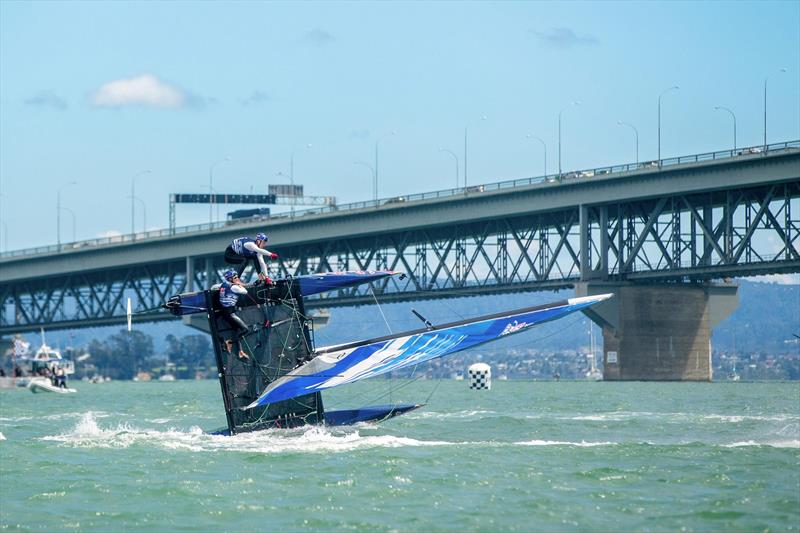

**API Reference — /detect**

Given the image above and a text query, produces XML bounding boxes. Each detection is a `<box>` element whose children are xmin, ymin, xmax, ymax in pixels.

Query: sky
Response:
<box><xmin>1</xmin><ymin>0</ymin><xmax>799</xmax><ymax>252</ymax></box>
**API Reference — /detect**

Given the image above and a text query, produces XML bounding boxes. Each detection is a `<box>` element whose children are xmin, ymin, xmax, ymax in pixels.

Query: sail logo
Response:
<box><xmin>500</xmin><ymin>321</ymin><xmax>527</xmax><ymax>336</ymax></box>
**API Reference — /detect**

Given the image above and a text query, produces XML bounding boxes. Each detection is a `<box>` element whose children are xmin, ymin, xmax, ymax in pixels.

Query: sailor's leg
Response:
<box><xmin>221</xmin><ymin>309</ymin><xmax>249</xmax><ymax>358</ymax></box>
<box><xmin>224</xmin><ymin>246</ymin><xmax>247</xmax><ymax>277</ymax></box>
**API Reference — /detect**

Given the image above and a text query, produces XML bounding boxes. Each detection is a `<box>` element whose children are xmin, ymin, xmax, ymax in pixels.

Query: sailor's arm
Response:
<box><xmin>243</xmin><ymin>242</ymin><xmax>278</xmax><ymax>274</ymax></box>
<box><xmin>230</xmin><ymin>284</ymin><xmax>248</xmax><ymax>295</ymax></box>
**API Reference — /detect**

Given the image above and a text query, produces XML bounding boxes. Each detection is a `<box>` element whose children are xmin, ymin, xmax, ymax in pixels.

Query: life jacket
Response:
<box><xmin>219</xmin><ymin>281</ymin><xmax>239</xmax><ymax>308</ymax></box>
<box><xmin>231</xmin><ymin>237</ymin><xmax>258</xmax><ymax>258</ymax></box>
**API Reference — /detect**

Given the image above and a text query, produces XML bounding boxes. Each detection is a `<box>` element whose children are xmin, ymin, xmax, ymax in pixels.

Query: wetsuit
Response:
<box><xmin>219</xmin><ymin>280</ymin><xmax>250</xmax><ymax>355</ymax></box>
<box><xmin>224</xmin><ymin>237</ymin><xmax>276</xmax><ymax>278</ymax></box>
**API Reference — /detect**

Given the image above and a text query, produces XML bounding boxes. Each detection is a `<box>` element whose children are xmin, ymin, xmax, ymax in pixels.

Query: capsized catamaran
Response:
<box><xmin>163</xmin><ymin>271</ymin><xmax>611</xmax><ymax>435</ymax></box>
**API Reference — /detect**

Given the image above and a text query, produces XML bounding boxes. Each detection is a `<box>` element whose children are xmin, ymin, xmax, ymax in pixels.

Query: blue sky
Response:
<box><xmin>1</xmin><ymin>0</ymin><xmax>798</xmax><ymax>251</ymax></box>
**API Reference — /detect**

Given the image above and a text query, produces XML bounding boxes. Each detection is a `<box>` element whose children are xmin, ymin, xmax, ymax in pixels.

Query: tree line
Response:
<box><xmin>2</xmin><ymin>331</ymin><xmax>215</xmax><ymax>381</ymax></box>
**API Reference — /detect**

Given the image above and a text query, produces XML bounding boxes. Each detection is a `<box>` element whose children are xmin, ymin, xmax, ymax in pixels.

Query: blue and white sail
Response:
<box><xmin>246</xmin><ymin>293</ymin><xmax>613</xmax><ymax>409</ymax></box>
<box><xmin>298</xmin><ymin>270</ymin><xmax>401</xmax><ymax>297</ymax></box>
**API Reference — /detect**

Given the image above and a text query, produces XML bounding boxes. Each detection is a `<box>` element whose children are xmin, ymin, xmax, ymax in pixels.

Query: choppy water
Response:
<box><xmin>1</xmin><ymin>380</ymin><xmax>798</xmax><ymax>531</ymax></box>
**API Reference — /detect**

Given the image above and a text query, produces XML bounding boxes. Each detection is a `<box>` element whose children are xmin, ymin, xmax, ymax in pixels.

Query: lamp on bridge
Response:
<box><xmin>375</xmin><ymin>131</ymin><xmax>396</xmax><ymax>201</ymax></box>
<box><xmin>209</xmin><ymin>157</ymin><xmax>231</xmax><ymax>226</ymax></box>
<box><xmin>617</xmin><ymin>121</ymin><xmax>639</xmax><ymax>166</ymax></box>
<box><xmin>525</xmin><ymin>134</ymin><xmax>547</xmax><ymax>177</ymax></box>
<box><xmin>464</xmin><ymin>116</ymin><xmax>487</xmax><ymax>189</ymax></box>
<box><xmin>59</xmin><ymin>206</ymin><xmax>76</xmax><ymax>243</ymax></box>
<box><xmin>353</xmin><ymin>161</ymin><xmax>376</xmax><ymax>202</ymax></box>
<box><xmin>127</xmin><ymin>195</ymin><xmax>146</xmax><ymax>235</ymax></box>
<box><xmin>56</xmin><ymin>181</ymin><xmax>76</xmax><ymax>250</ymax></box>
<box><xmin>558</xmin><ymin>102</ymin><xmax>580</xmax><ymax>178</ymax></box>
<box><xmin>713</xmin><ymin>106</ymin><xmax>737</xmax><ymax>152</ymax></box>
<box><xmin>131</xmin><ymin>169</ymin><xmax>152</xmax><ymax>237</ymax></box>
<box><xmin>764</xmin><ymin>68</ymin><xmax>787</xmax><ymax>153</ymax></box>
<box><xmin>438</xmin><ymin>148</ymin><xmax>459</xmax><ymax>188</ymax></box>
<box><xmin>287</xmin><ymin>143</ymin><xmax>312</xmax><ymax>217</ymax></box>
<box><xmin>658</xmin><ymin>86</ymin><xmax>679</xmax><ymax>167</ymax></box>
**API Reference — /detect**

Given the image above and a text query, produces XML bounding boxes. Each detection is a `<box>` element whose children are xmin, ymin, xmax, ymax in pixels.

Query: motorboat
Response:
<box><xmin>28</xmin><ymin>377</ymin><xmax>76</xmax><ymax>394</ymax></box>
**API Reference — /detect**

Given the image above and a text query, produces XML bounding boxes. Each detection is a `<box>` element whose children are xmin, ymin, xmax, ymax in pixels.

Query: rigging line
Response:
<box><xmin>362</xmin><ymin>374</ymin><xmax>427</xmax><ymax>405</ymax></box>
<box><xmin>424</xmin><ymin>378</ymin><xmax>443</xmax><ymax>404</ymax></box>
<box><xmin>370</xmin><ymin>285</ymin><xmax>393</xmax><ymax>335</ymax></box>
<box><xmin>368</xmin><ymin>283</ymin><xmax>395</xmax><ymax>404</ymax></box>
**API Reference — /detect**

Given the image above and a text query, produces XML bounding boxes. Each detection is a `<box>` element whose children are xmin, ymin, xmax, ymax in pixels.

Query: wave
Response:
<box><xmin>561</xmin><ymin>412</ymin><xmax>796</xmax><ymax>422</ymax></box>
<box><xmin>515</xmin><ymin>439</ymin><xmax>617</xmax><ymax>447</ymax></box>
<box><xmin>41</xmin><ymin>412</ymin><xmax>456</xmax><ymax>454</ymax></box>
<box><xmin>405</xmin><ymin>409</ymin><xmax>497</xmax><ymax>420</ymax></box>
<box><xmin>721</xmin><ymin>440</ymin><xmax>800</xmax><ymax>449</ymax></box>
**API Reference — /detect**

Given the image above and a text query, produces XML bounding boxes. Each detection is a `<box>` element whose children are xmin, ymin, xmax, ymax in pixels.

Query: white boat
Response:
<box><xmin>28</xmin><ymin>377</ymin><xmax>76</xmax><ymax>394</ymax></box>
<box><xmin>585</xmin><ymin>324</ymin><xmax>603</xmax><ymax>381</ymax></box>
<box><xmin>15</xmin><ymin>330</ymin><xmax>77</xmax><ymax>393</ymax></box>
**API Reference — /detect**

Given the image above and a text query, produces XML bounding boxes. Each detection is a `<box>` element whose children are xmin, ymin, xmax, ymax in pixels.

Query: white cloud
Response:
<box><xmin>90</xmin><ymin>74</ymin><xmax>185</xmax><ymax>108</ymax></box>
<box><xmin>97</xmin><ymin>230</ymin><xmax>123</xmax><ymax>239</ymax></box>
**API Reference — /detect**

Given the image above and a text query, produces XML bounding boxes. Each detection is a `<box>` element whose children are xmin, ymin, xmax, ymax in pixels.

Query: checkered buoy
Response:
<box><xmin>468</xmin><ymin>363</ymin><xmax>491</xmax><ymax>390</ymax></box>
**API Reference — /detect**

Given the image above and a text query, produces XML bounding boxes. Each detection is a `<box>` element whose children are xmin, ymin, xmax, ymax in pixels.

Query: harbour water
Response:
<box><xmin>1</xmin><ymin>380</ymin><xmax>798</xmax><ymax>531</ymax></box>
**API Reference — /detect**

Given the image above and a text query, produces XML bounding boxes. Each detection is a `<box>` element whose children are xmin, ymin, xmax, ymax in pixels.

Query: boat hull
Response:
<box><xmin>28</xmin><ymin>379</ymin><xmax>76</xmax><ymax>394</ymax></box>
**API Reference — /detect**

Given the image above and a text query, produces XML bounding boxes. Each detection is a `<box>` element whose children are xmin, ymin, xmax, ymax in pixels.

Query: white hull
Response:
<box><xmin>28</xmin><ymin>378</ymin><xmax>76</xmax><ymax>394</ymax></box>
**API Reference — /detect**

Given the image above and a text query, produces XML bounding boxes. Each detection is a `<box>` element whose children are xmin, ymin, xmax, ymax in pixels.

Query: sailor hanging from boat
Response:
<box><xmin>224</xmin><ymin>232</ymin><xmax>278</xmax><ymax>283</ymax></box>
<box><xmin>218</xmin><ymin>269</ymin><xmax>253</xmax><ymax>360</ymax></box>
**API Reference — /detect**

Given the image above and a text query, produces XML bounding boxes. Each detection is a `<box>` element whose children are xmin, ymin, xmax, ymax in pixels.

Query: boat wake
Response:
<box><xmin>41</xmin><ymin>412</ymin><xmax>455</xmax><ymax>454</ymax></box>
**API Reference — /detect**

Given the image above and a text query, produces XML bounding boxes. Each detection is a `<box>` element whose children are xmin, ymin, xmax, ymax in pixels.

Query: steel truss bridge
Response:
<box><xmin>1</xmin><ymin>142</ymin><xmax>798</xmax><ymax>334</ymax></box>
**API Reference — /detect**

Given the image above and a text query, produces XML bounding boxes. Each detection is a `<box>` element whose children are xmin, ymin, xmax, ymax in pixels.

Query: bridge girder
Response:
<box><xmin>1</xmin><ymin>179</ymin><xmax>798</xmax><ymax>334</ymax></box>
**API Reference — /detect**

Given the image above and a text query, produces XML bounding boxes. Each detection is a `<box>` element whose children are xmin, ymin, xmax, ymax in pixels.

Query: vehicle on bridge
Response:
<box><xmin>161</xmin><ymin>271</ymin><xmax>611</xmax><ymax>435</ymax></box>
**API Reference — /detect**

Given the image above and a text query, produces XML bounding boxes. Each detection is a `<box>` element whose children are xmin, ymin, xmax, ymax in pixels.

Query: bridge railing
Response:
<box><xmin>2</xmin><ymin>140</ymin><xmax>798</xmax><ymax>260</ymax></box>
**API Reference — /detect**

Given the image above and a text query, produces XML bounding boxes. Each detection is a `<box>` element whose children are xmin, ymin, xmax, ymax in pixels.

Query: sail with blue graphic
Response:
<box><xmin>162</xmin><ymin>268</ymin><xmax>611</xmax><ymax>433</ymax></box>
<box><xmin>245</xmin><ymin>294</ymin><xmax>612</xmax><ymax>409</ymax></box>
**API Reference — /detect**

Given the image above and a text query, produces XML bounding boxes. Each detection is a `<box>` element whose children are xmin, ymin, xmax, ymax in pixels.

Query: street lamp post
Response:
<box><xmin>617</xmin><ymin>120</ymin><xmax>639</xmax><ymax>166</ymax></box>
<box><xmin>57</xmin><ymin>181</ymin><xmax>76</xmax><ymax>249</ymax></box>
<box><xmin>131</xmin><ymin>169</ymin><xmax>151</xmax><ymax>236</ymax></box>
<box><xmin>375</xmin><ymin>131</ymin><xmax>395</xmax><ymax>201</ymax></box>
<box><xmin>764</xmin><ymin>68</ymin><xmax>788</xmax><ymax>153</ymax></box>
<box><xmin>289</xmin><ymin>144</ymin><xmax>312</xmax><ymax>217</ymax></box>
<box><xmin>438</xmin><ymin>149</ymin><xmax>459</xmax><ymax>188</ymax></box>
<box><xmin>714</xmin><ymin>106</ymin><xmax>737</xmax><ymax>152</ymax></box>
<box><xmin>127</xmin><ymin>195</ymin><xmax>146</xmax><ymax>234</ymax></box>
<box><xmin>658</xmin><ymin>86</ymin><xmax>679</xmax><ymax>166</ymax></box>
<box><xmin>209</xmin><ymin>157</ymin><xmax>231</xmax><ymax>225</ymax></box>
<box><xmin>354</xmin><ymin>162</ymin><xmax>376</xmax><ymax>202</ymax></box>
<box><xmin>0</xmin><ymin>220</ymin><xmax>7</xmax><ymax>254</ymax></box>
<box><xmin>59</xmin><ymin>206</ymin><xmax>76</xmax><ymax>242</ymax></box>
<box><xmin>558</xmin><ymin>102</ymin><xmax>580</xmax><ymax>178</ymax></box>
<box><xmin>525</xmin><ymin>134</ymin><xmax>547</xmax><ymax>177</ymax></box>
<box><xmin>464</xmin><ymin>116</ymin><xmax>487</xmax><ymax>189</ymax></box>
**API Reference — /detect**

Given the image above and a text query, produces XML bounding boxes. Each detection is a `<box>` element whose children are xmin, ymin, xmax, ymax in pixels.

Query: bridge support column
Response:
<box><xmin>186</xmin><ymin>256</ymin><xmax>194</xmax><ymax>292</ymax></box>
<box><xmin>575</xmin><ymin>281</ymin><xmax>738</xmax><ymax>381</ymax></box>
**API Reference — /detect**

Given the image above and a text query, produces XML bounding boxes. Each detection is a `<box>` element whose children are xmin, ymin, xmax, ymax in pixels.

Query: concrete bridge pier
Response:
<box><xmin>574</xmin><ymin>282</ymin><xmax>738</xmax><ymax>381</ymax></box>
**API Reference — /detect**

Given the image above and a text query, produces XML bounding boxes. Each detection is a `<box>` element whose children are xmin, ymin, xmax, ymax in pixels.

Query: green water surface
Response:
<box><xmin>1</xmin><ymin>380</ymin><xmax>798</xmax><ymax>531</ymax></box>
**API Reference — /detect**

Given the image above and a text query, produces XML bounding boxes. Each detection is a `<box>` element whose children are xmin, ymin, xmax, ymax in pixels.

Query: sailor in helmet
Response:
<box><xmin>218</xmin><ymin>269</ymin><xmax>251</xmax><ymax>360</ymax></box>
<box><xmin>224</xmin><ymin>232</ymin><xmax>278</xmax><ymax>283</ymax></box>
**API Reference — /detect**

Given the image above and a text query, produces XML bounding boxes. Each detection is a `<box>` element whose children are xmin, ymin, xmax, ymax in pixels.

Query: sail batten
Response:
<box><xmin>246</xmin><ymin>293</ymin><xmax>613</xmax><ymax>409</ymax></box>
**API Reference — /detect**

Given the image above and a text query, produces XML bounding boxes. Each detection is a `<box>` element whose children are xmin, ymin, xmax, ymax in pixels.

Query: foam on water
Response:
<box><xmin>563</xmin><ymin>411</ymin><xmax>796</xmax><ymax>422</ymax></box>
<box><xmin>515</xmin><ymin>439</ymin><xmax>618</xmax><ymax>447</ymax></box>
<box><xmin>42</xmin><ymin>412</ymin><xmax>456</xmax><ymax>454</ymax></box>
<box><xmin>722</xmin><ymin>440</ymin><xmax>800</xmax><ymax>449</ymax></box>
<box><xmin>405</xmin><ymin>409</ymin><xmax>497</xmax><ymax>420</ymax></box>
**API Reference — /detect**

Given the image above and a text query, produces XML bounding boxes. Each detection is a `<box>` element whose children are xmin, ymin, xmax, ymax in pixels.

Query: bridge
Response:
<box><xmin>2</xmin><ymin>141</ymin><xmax>799</xmax><ymax>380</ymax></box>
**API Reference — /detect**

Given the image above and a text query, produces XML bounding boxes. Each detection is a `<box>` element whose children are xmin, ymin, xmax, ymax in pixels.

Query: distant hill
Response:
<box><xmin>712</xmin><ymin>280</ymin><xmax>799</xmax><ymax>354</ymax></box>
